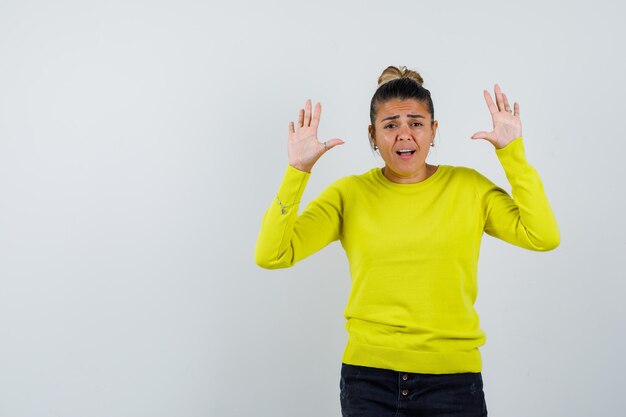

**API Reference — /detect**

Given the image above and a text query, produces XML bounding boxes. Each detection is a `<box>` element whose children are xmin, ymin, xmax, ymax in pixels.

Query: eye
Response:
<box><xmin>411</xmin><ymin>122</ymin><xmax>423</xmax><ymax>127</ymax></box>
<box><xmin>384</xmin><ymin>123</ymin><xmax>397</xmax><ymax>129</ymax></box>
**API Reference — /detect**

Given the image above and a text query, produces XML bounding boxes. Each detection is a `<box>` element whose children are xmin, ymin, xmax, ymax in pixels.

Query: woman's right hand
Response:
<box><xmin>288</xmin><ymin>99</ymin><xmax>344</xmax><ymax>173</ymax></box>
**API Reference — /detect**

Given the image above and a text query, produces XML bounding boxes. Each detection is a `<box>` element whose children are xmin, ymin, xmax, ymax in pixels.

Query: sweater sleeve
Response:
<box><xmin>478</xmin><ymin>137</ymin><xmax>560</xmax><ymax>251</ymax></box>
<box><xmin>254</xmin><ymin>165</ymin><xmax>343</xmax><ymax>269</ymax></box>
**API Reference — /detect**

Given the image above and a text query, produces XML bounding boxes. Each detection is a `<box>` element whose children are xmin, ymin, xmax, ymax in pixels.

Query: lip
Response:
<box><xmin>395</xmin><ymin>149</ymin><xmax>416</xmax><ymax>160</ymax></box>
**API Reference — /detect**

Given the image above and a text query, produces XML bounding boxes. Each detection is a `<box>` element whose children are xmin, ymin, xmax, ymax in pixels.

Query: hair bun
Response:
<box><xmin>377</xmin><ymin>65</ymin><xmax>424</xmax><ymax>87</ymax></box>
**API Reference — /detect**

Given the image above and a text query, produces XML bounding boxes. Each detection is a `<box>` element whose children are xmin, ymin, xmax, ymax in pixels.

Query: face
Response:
<box><xmin>369</xmin><ymin>99</ymin><xmax>438</xmax><ymax>184</ymax></box>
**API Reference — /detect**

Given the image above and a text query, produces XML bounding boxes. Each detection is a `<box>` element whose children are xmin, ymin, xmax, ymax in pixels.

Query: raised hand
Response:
<box><xmin>288</xmin><ymin>99</ymin><xmax>344</xmax><ymax>172</ymax></box>
<box><xmin>471</xmin><ymin>84</ymin><xmax>522</xmax><ymax>149</ymax></box>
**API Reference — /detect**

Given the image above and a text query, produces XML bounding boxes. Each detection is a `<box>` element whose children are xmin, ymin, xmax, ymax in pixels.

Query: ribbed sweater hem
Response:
<box><xmin>341</xmin><ymin>339</ymin><xmax>482</xmax><ymax>374</ymax></box>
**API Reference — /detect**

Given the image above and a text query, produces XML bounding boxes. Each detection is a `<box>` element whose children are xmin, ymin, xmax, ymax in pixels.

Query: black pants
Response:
<box><xmin>340</xmin><ymin>363</ymin><xmax>488</xmax><ymax>417</ymax></box>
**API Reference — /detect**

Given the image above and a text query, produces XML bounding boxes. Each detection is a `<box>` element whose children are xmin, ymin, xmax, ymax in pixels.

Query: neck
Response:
<box><xmin>382</xmin><ymin>164</ymin><xmax>437</xmax><ymax>184</ymax></box>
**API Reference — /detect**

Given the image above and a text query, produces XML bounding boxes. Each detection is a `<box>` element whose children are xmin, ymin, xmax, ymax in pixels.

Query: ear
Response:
<box><xmin>368</xmin><ymin>125</ymin><xmax>376</xmax><ymax>147</ymax></box>
<box><xmin>431</xmin><ymin>120</ymin><xmax>438</xmax><ymax>141</ymax></box>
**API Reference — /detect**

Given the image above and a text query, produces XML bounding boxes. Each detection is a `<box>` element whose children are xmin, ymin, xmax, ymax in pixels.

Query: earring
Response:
<box><xmin>430</xmin><ymin>142</ymin><xmax>434</xmax><ymax>147</ymax></box>
<box><xmin>374</xmin><ymin>145</ymin><xmax>378</xmax><ymax>150</ymax></box>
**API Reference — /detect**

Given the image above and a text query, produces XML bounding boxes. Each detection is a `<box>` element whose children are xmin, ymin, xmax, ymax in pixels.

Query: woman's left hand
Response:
<box><xmin>471</xmin><ymin>84</ymin><xmax>522</xmax><ymax>149</ymax></box>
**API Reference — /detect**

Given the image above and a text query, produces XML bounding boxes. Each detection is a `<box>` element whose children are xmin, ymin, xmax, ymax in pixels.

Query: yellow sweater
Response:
<box><xmin>255</xmin><ymin>137</ymin><xmax>559</xmax><ymax>374</ymax></box>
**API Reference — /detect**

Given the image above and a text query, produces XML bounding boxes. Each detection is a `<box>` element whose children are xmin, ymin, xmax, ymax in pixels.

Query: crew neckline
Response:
<box><xmin>373</xmin><ymin>165</ymin><xmax>448</xmax><ymax>193</ymax></box>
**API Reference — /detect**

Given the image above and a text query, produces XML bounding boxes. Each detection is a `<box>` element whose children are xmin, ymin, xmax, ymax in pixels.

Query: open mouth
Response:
<box><xmin>396</xmin><ymin>150</ymin><xmax>416</xmax><ymax>156</ymax></box>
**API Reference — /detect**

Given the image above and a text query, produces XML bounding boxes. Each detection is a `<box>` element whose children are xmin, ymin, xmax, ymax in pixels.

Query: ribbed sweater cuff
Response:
<box><xmin>495</xmin><ymin>137</ymin><xmax>534</xmax><ymax>179</ymax></box>
<box><xmin>276</xmin><ymin>165</ymin><xmax>311</xmax><ymax>209</ymax></box>
<box><xmin>495</xmin><ymin>137</ymin><xmax>526</xmax><ymax>165</ymax></box>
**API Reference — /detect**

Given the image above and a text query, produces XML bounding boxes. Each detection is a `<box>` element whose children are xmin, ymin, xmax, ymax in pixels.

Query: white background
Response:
<box><xmin>0</xmin><ymin>0</ymin><xmax>624</xmax><ymax>416</ymax></box>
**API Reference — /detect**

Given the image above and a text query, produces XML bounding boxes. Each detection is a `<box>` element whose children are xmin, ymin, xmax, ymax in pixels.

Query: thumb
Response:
<box><xmin>324</xmin><ymin>138</ymin><xmax>345</xmax><ymax>151</ymax></box>
<box><xmin>471</xmin><ymin>131</ymin><xmax>494</xmax><ymax>141</ymax></box>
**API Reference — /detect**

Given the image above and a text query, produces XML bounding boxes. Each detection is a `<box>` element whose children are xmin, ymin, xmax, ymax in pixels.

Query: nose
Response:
<box><xmin>396</xmin><ymin>125</ymin><xmax>413</xmax><ymax>141</ymax></box>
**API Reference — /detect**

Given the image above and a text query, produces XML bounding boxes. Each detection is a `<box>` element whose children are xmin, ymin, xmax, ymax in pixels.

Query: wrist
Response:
<box><xmin>495</xmin><ymin>136</ymin><xmax>523</xmax><ymax>150</ymax></box>
<box><xmin>289</xmin><ymin>162</ymin><xmax>313</xmax><ymax>173</ymax></box>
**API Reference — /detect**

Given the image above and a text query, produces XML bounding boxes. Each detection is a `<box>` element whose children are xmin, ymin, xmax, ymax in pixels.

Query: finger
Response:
<box><xmin>303</xmin><ymin>99</ymin><xmax>312</xmax><ymax>127</ymax></box>
<box><xmin>494</xmin><ymin>84</ymin><xmax>505</xmax><ymax>112</ymax></box>
<box><xmin>514</xmin><ymin>102</ymin><xmax>520</xmax><ymax>117</ymax></box>
<box><xmin>483</xmin><ymin>90</ymin><xmax>498</xmax><ymax>115</ymax></box>
<box><xmin>289</xmin><ymin>121</ymin><xmax>295</xmax><ymax>134</ymax></box>
<box><xmin>323</xmin><ymin>138</ymin><xmax>345</xmax><ymax>151</ymax></box>
<box><xmin>297</xmin><ymin>108</ymin><xmax>304</xmax><ymax>128</ymax></box>
<box><xmin>503</xmin><ymin>93</ymin><xmax>512</xmax><ymax>113</ymax></box>
<box><xmin>312</xmin><ymin>102</ymin><xmax>321</xmax><ymax>129</ymax></box>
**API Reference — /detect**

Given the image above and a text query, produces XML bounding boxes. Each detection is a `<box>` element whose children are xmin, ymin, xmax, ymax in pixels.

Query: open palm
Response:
<box><xmin>288</xmin><ymin>99</ymin><xmax>344</xmax><ymax>172</ymax></box>
<box><xmin>471</xmin><ymin>84</ymin><xmax>522</xmax><ymax>149</ymax></box>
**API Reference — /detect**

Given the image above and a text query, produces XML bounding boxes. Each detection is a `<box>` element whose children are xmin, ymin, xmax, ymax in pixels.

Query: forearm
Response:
<box><xmin>255</xmin><ymin>165</ymin><xmax>310</xmax><ymax>269</ymax></box>
<box><xmin>487</xmin><ymin>137</ymin><xmax>560</xmax><ymax>251</ymax></box>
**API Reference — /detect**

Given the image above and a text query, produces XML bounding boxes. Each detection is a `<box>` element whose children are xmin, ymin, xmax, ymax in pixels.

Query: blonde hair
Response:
<box><xmin>377</xmin><ymin>65</ymin><xmax>424</xmax><ymax>87</ymax></box>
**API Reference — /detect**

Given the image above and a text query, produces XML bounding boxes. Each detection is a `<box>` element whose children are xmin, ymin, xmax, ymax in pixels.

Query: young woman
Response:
<box><xmin>255</xmin><ymin>66</ymin><xmax>559</xmax><ymax>417</ymax></box>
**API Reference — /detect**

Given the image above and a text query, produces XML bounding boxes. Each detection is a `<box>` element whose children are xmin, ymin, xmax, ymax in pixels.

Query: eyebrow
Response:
<box><xmin>380</xmin><ymin>114</ymin><xmax>426</xmax><ymax>122</ymax></box>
